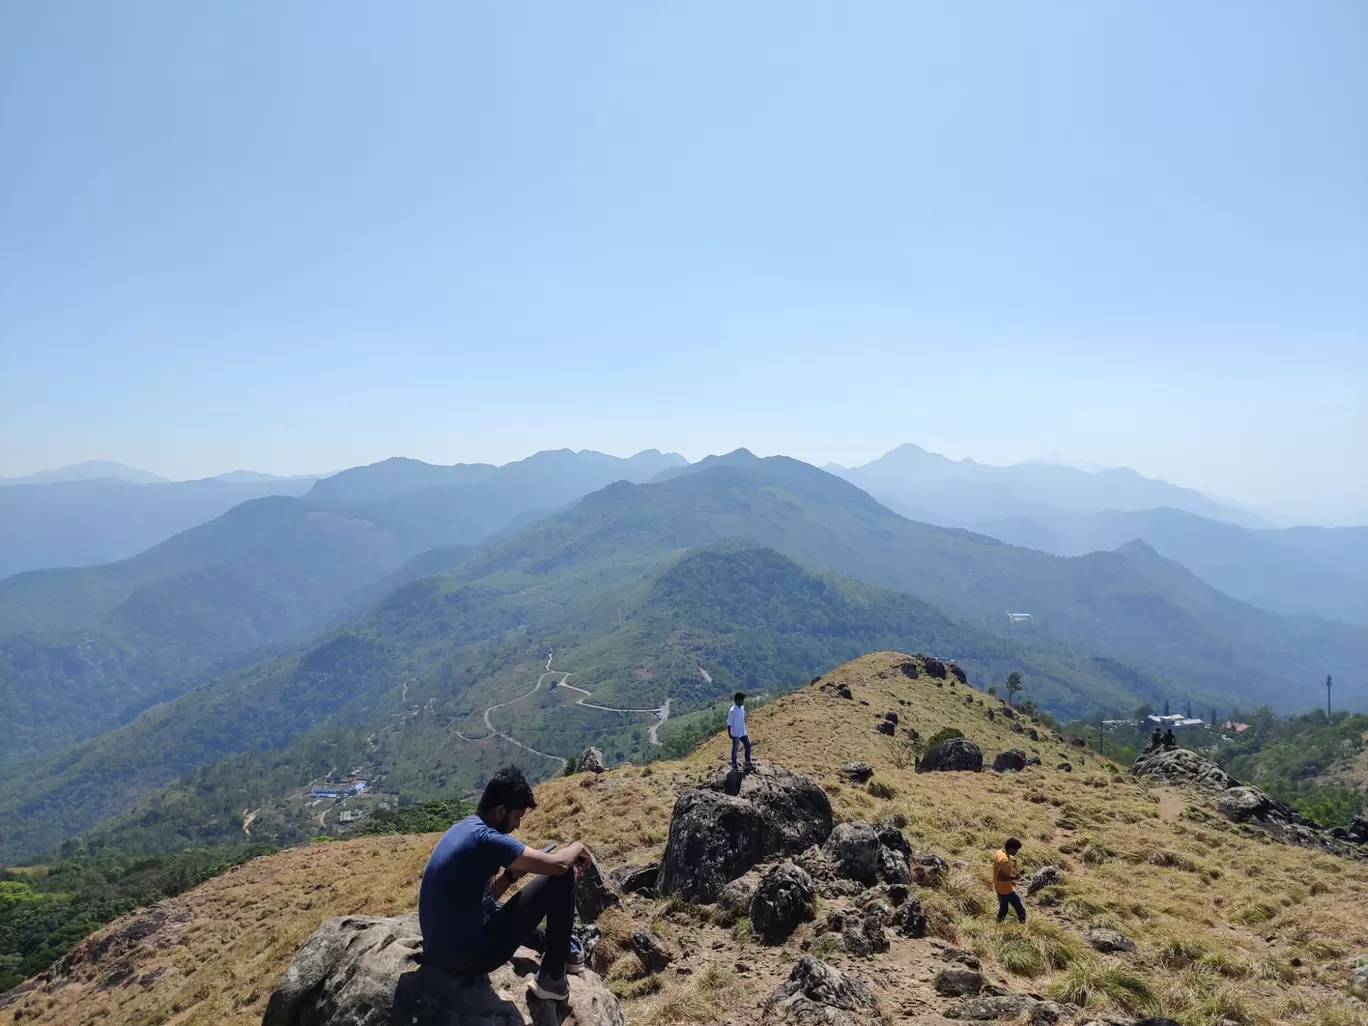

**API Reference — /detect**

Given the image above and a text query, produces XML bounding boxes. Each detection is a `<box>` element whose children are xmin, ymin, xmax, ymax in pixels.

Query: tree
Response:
<box><xmin>1327</xmin><ymin>675</ymin><xmax>1333</xmax><ymax>718</ymax></box>
<box><xmin>1210</xmin><ymin>708</ymin><xmax>1218</xmax><ymax>730</ymax></box>
<box><xmin>1004</xmin><ymin>672</ymin><xmax>1023</xmax><ymax>706</ymax></box>
<box><xmin>1163</xmin><ymin>699</ymin><xmax>1171</xmax><ymax>716</ymax></box>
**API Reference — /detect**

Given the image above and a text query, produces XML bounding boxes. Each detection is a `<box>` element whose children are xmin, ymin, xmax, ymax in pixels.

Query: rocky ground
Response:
<box><xmin>4</xmin><ymin>651</ymin><xmax>1367</xmax><ymax>1026</ymax></box>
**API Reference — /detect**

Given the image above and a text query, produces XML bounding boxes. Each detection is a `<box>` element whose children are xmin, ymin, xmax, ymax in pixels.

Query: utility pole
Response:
<box><xmin>1327</xmin><ymin>675</ymin><xmax>1333</xmax><ymax>718</ymax></box>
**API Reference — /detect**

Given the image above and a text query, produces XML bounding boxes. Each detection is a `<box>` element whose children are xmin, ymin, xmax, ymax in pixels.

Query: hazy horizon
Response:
<box><xmin>3</xmin><ymin>4</ymin><xmax>1364</xmax><ymax>525</ymax></box>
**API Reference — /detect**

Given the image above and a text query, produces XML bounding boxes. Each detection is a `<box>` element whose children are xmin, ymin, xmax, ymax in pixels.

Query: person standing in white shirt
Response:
<box><xmin>727</xmin><ymin>691</ymin><xmax>753</xmax><ymax>770</ymax></box>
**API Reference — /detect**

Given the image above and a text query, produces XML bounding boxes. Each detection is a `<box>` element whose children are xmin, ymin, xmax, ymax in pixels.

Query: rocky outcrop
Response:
<box><xmin>1026</xmin><ymin>865</ymin><xmax>1064</xmax><ymax>896</ymax></box>
<box><xmin>262</xmin><ymin>914</ymin><xmax>624</xmax><ymax>1026</ymax></box>
<box><xmin>934</xmin><ymin>967</ymin><xmax>983</xmax><ymax>997</ymax></box>
<box><xmin>917</xmin><ymin>737</ymin><xmax>983</xmax><ymax>773</ymax></box>
<box><xmin>658</xmin><ymin>763</ymin><xmax>832</xmax><ymax>903</ymax></box>
<box><xmin>628</xmin><ymin>930</ymin><xmax>670</xmax><ymax>974</ymax></box>
<box><xmin>1084</xmin><ymin>928</ymin><xmax>1137</xmax><ymax>954</ymax></box>
<box><xmin>574</xmin><ymin>853</ymin><xmax>621</xmax><ymax>923</ymax></box>
<box><xmin>608</xmin><ymin>863</ymin><xmax>657</xmax><ymax>897</ymax></box>
<box><xmin>838</xmin><ymin>762</ymin><xmax>874</xmax><ymax>784</ymax></box>
<box><xmin>1130</xmin><ymin>747</ymin><xmax>1237</xmax><ymax>792</ymax></box>
<box><xmin>750</xmin><ymin>863</ymin><xmax>816</xmax><ymax>943</ymax></box>
<box><xmin>823</xmin><ymin>822</ymin><xmax>881</xmax><ymax>884</ymax></box>
<box><xmin>943</xmin><ymin>994</ymin><xmax>1064</xmax><ymax>1022</ymax></box>
<box><xmin>578</xmin><ymin>747</ymin><xmax>606</xmax><ymax>774</ymax></box>
<box><xmin>992</xmin><ymin>749</ymin><xmax>1028</xmax><ymax>773</ymax></box>
<box><xmin>762</xmin><ymin>957</ymin><xmax>881</xmax><ymax>1026</ymax></box>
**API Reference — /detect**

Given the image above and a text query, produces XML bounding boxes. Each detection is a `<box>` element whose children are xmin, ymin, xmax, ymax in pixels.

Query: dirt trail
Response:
<box><xmin>452</xmin><ymin>652</ymin><xmax>674</xmax><ymax>766</ymax></box>
<box><xmin>241</xmin><ymin>809</ymin><xmax>258</xmax><ymax>837</ymax></box>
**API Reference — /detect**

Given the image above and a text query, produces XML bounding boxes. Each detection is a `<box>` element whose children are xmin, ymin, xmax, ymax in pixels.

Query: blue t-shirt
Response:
<box><xmin>418</xmin><ymin>814</ymin><xmax>526</xmax><ymax>969</ymax></box>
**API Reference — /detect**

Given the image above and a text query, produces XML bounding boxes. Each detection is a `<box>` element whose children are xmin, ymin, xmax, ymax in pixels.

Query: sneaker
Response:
<box><xmin>531</xmin><ymin>970</ymin><xmax>570</xmax><ymax>1001</ymax></box>
<box><xmin>566</xmin><ymin>937</ymin><xmax>587</xmax><ymax>975</ymax></box>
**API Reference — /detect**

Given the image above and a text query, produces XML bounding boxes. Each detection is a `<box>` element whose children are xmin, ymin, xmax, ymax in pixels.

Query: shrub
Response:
<box><xmin>926</xmin><ymin>727</ymin><xmax>965</xmax><ymax>749</ymax></box>
<box><xmin>1047</xmin><ymin>960</ymin><xmax>1159</xmax><ymax>1016</ymax></box>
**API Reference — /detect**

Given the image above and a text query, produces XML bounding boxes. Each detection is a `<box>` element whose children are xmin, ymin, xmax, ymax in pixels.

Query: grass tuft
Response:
<box><xmin>1046</xmin><ymin>959</ymin><xmax>1159</xmax><ymax>1016</ymax></box>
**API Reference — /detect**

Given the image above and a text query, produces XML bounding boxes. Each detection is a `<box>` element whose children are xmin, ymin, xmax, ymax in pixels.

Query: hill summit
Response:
<box><xmin>5</xmin><ymin>652</ymin><xmax>1366</xmax><ymax>1026</ymax></box>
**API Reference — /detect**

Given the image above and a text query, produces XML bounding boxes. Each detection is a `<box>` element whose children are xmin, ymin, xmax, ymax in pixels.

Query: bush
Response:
<box><xmin>926</xmin><ymin>727</ymin><xmax>965</xmax><ymax>749</ymax></box>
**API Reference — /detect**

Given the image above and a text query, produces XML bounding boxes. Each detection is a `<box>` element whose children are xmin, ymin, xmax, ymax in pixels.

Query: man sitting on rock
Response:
<box><xmin>1148</xmin><ymin>727</ymin><xmax>1163</xmax><ymax>751</ymax></box>
<box><xmin>418</xmin><ymin>765</ymin><xmax>589</xmax><ymax>1002</ymax></box>
<box><xmin>993</xmin><ymin>837</ymin><xmax>1027</xmax><ymax>924</ymax></box>
<box><xmin>1162</xmin><ymin>727</ymin><xmax>1177</xmax><ymax>749</ymax></box>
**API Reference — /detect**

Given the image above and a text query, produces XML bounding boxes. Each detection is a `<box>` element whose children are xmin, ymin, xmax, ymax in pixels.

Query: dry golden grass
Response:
<box><xmin>6</xmin><ymin>651</ymin><xmax>1366</xmax><ymax>1026</ymax></box>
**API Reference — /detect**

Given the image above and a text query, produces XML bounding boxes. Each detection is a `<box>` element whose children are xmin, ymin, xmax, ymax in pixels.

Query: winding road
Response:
<box><xmin>451</xmin><ymin>652</ymin><xmax>674</xmax><ymax>766</ymax></box>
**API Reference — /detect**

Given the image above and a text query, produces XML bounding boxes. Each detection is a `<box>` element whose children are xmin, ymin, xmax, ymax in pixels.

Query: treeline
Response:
<box><xmin>0</xmin><ymin>844</ymin><xmax>274</xmax><ymax>993</ymax></box>
<box><xmin>1215</xmin><ymin>708</ymin><xmax>1368</xmax><ymax>828</ymax></box>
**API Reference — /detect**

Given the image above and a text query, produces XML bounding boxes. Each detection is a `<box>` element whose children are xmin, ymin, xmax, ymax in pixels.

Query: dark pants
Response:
<box><xmin>731</xmin><ymin>734</ymin><xmax>752</xmax><ymax>767</ymax></box>
<box><xmin>463</xmin><ymin>871</ymin><xmax>575</xmax><ymax>977</ymax></box>
<box><xmin>997</xmin><ymin>891</ymin><xmax>1026</xmax><ymax>923</ymax></box>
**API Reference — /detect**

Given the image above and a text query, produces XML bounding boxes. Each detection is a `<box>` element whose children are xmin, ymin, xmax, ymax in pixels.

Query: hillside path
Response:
<box><xmin>451</xmin><ymin>652</ymin><xmax>673</xmax><ymax>765</ymax></box>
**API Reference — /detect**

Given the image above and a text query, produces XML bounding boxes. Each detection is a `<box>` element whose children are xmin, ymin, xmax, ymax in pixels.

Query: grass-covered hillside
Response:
<box><xmin>7</xmin><ymin>652</ymin><xmax>1365</xmax><ymax>1026</ymax></box>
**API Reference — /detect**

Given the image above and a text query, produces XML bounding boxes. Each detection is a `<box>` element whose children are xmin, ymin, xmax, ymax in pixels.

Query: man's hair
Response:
<box><xmin>734</xmin><ymin>692</ymin><xmax>745</xmax><ymax>704</ymax></box>
<box><xmin>1004</xmin><ymin>837</ymin><xmax>1022</xmax><ymax>852</ymax></box>
<box><xmin>478</xmin><ymin>766</ymin><xmax>537</xmax><ymax>813</ymax></box>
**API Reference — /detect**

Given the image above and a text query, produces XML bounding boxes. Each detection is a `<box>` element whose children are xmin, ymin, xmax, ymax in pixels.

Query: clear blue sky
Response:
<box><xmin>2</xmin><ymin>2</ymin><xmax>1364</xmax><ymax>523</ymax></box>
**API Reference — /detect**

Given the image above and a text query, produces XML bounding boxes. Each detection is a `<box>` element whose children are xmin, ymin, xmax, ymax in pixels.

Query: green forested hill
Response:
<box><xmin>0</xmin><ymin>544</ymin><xmax>1166</xmax><ymax>860</ymax></box>
<box><xmin>476</xmin><ymin>452</ymin><xmax>1365</xmax><ymax>710</ymax></box>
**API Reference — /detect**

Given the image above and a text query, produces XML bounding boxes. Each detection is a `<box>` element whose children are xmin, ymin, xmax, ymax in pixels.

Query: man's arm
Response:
<box><xmin>504</xmin><ymin>841</ymin><xmax>587</xmax><ymax>881</ymax></box>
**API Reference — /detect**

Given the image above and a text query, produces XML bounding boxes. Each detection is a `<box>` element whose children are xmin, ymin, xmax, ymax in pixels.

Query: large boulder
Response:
<box><xmin>578</xmin><ymin>747</ymin><xmax>606</xmax><ymax>774</ymax></box>
<box><xmin>749</xmin><ymin>863</ymin><xmax>817</xmax><ymax>943</ymax></box>
<box><xmin>1130</xmin><ymin>747</ymin><xmax>1237</xmax><ymax>792</ymax></box>
<box><xmin>1218</xmin><ymin>785</ymin><xmax>1292</xmax><ymax>824</ymax></box>
<box><xmin>992</xmin><ymin>750</ymin><xmax>1029</xmax><ymax>773</ymax></box>
<box><xmin>823</xmin><ymin>822</ymin><xmax>882</xmax><ymax>884</ymax></box>
<box><xmin>659</xmin><ymin>764</ymin><xmax>832</xmax><ymax>903</ymax></box>
<box><xmin>1085</xmin><ymin>928</ymin><xmax>1137</xmax><ymax>954</ymax></box>
<box><xmin>944</xmin><ymin>994</ymin><xmax>1063</xmax><ymax>1022</ymax></box>
<box><xmin>262</xmin><ymin>914</ymin><xmax>624</xmax><ymax>1026</ymax></box>
<box><xmin>838</xmin><ymin>762</ymin><xmax>874</xmax><ymax>784</ymax></box>
<box><xmin>934</xmin><ymin>967</ymin><xmax>983</xmax><ymax>997</ymax></box>
<box><xmin>917</xmin><ymin>737</ymin><xmax>984</xmax><ymax>773</ymax></box>
<box><xmin>608</xmin><ymin>863</ymin><xmax>657</xmax><ymax>897</ymax></box>
<box><xmin>762</xmin><ymin>956</ymin><xmax>882</xmax><ymax>1026</ymax></box>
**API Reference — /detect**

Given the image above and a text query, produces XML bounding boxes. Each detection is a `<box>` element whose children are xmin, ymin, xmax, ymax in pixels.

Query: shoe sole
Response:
<box><xmin>531</xmin><ymin>981</ymin><xmax>570</xmax><ymax>1001</ymax></box>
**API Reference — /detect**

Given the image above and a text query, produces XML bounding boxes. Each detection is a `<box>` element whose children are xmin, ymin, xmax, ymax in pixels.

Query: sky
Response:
<box><xmin>2</xmin><ymin>3</ymin><xmax>1364</xmax><ymax>524</ymax></box>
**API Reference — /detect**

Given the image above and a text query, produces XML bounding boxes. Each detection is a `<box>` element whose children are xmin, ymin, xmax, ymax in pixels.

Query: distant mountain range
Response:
<box><xmin>829</xmin><ymin>444</ymin><xmax>1273</xmax><ymax>528</ymax></box>
<box><xmin>1</xmin><ymin>449</ymin><xmax>1362</xmax><ymax>860</ymax></box>
<box><xmin>828</xmin><ymin>445</ymin><xmax>1365</xmax><ymax>626</ymax></box>
<box><xmin>0</xmin><ymin>460</ymin><xmax>172</xmax><ymax>486</ymax></box>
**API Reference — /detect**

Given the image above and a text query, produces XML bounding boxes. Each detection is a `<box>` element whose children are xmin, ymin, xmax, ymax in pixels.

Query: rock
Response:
<box><xmin>1070</xmin><ymin>737</ymin><xmax>1086</xmax><ymax>748</ymax></box>
<box><xmin>716</xmin><ymin>874</ymin><xmax>760</xmax><ymax>922</ymax></box>
<box><xmin>1001</xmin><ymin>706</ymin><xmax>1016</xmax><ymax>720</ymax></box>
<box><xmin>763</xmin><ymin>958</ymin><xmax>882</xmax><ymax>1026</ymax></box>
<box><xmin>1350</xmin><ymin>958</ymin><xmax>1368</xmax><ymax>999</ymax></box>
<box><xmin>945</xmin><ymin>994</ymin><xmax>1057</xmax><ymax>1022</ymax></box>
<box><xmin>843</xmin><ymin>914</ymin><xmax>887</xmax><ymax>956</ymax></box>
<box><xmin>884</xmin><ymin>711</ymin><xmax>899</xmax><ymax>725</ymax></box>
<box><xmin>876</xmin><ymin>721</ymin><xmax>896</xmax><ymax>736</ymax></box>
<box><xmin>838</xmin><ymin>762</ymin><xmax>874</xmax><ymax>784</ymax></box>
<box><xmin>262</xmin><ymin>913</ymin><xmax>624</xmax><ymax>1026</ymax></box>
<box><xmin>1085</xmin><ymin>928</ymin><xmax>1138</xmax><ymax>954</ymax></box>
<box><xmin>941</xmin><ymin>948</ymin><xmax>981</xmax><ymax>970</ymax></box>
<box><xmin>909</xmin><ymin>851</ymin><xmax>949</xmax><ymax>887</ymax></box>
<box><xmin>574</xmin><ymin>853</ymin><xmax>621</xmax><ymax>923</ymax></box>
<box><xmin>824</xmin><ymin>822</ymin><xmax>882</xmax><ymax>884</ymax></box>
<box><xmin>1057</xmin><ymin>762</ymin><xmax>1073</xmax><ymax>773</ymax></box>
<box><xmin>965</xmin><ymin>695</ymin><xmax>974</xmax><ymax>706</ymax></box>
<box><xmin>917</xmin><ymin>737</ymin><xmax>984</xmax><ymax>773</ymax></box>
<box><xmin>750</xmin><ymin>863</ymin><xmax>817</xmax><ymax>943</ymax></box>
<box><xmin>1218</xmin><ymin>786</ymin><xmax>1282</xmax><ymax>823</ymax></box>
<box><xmin>1012</xmin><ymin>721</ymin><xmax>1024</xmax><ymax>734</ymax></box>
<box><xmin>578</xmin><ymin>747</ymin><xmax>606</xmax><ymax>774</ymax></box>
<box><xmin>1131</xmin><ymin>747</ymin><xmax>1238</xmax><ymax>792</ymax></box>
<box><xmin>1027</xmin><ymin>728</ymin><xmax>1039</xmax><ymax>742</ymax></box>
<box><xmin>629</xmin><ymin>930</ymin><xmax>671</xmax><ymax>973</ymax></box>
<box><xmin>900</xmin><ymin>661</ymin><xmax>920</xmax><ymax>679</ymax></box>
<box><xmin>934</xmin><ymin>967</ymin><xmax>983</xmax><ymax>997</ymax></box>
<box><xmin>891</xmin><ymin>899</ymin><xmax>926</xmax><ymax>938</ymax></box>
<box><xmin>877</xmin><ymin>846</ymin><xmax>911</xmax><ymax>885</ymax></box>
<box><xmin>609</xmin><ymin>863</ymin><xmax>658</xmax><ymax>897</ymax></box>
<box><xmin>986</xmin><ymin>708</ymin><xmax>995</xmax><ymax>720</ymax></box>
<box><xmin>1026</xmin><ymin>865</ymin><xmax>1064</xmax><ymax>896</ymax></box>
<box><xmin>875</xmin><ymin>821</ymin><xmax>910</xmax><ymax>853</ymax></box>
<box><xmin>992</xmin><ymin>749</ymin><xmax>1029</xmax><ymax>773</ymax></box>
<box><xmin>659</xmin><ymin>764</ymin><xmax>832</xmax><ymax>903</ymax></box>
<box><xmin>949</xmin><ymin>663</ymin><xmax>968</xmax><ymax>683</ymax></box>
<box><xmin>923</xmin><ymin>658</ymin><xmax>948</xmax><ymax>679</ymax></box>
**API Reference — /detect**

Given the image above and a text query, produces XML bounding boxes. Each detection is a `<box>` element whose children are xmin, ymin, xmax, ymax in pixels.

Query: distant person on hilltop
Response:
<box><xmin>1149</xmin><ymin>727</ymin><xmax>1163</xmax><ymax>751</ymax></box>
<box><xmin>1162</xmin><ymin>727</ymin><xmax>1177</xmax><ymax>749</ymax></box>
<box><xmin>993</xmin><ymin>837</ymin><xmax>1027</xmax><ymax>924</ymax></box>
<box><xmin>728</xmin><ymin>691</ymin><xmax>754</xmax><ymax>771</ymax></box>
<box><xmin>418</xmin><ymin>766</ymin><xmax>589</xmax><ymax>1002</ymax></box>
